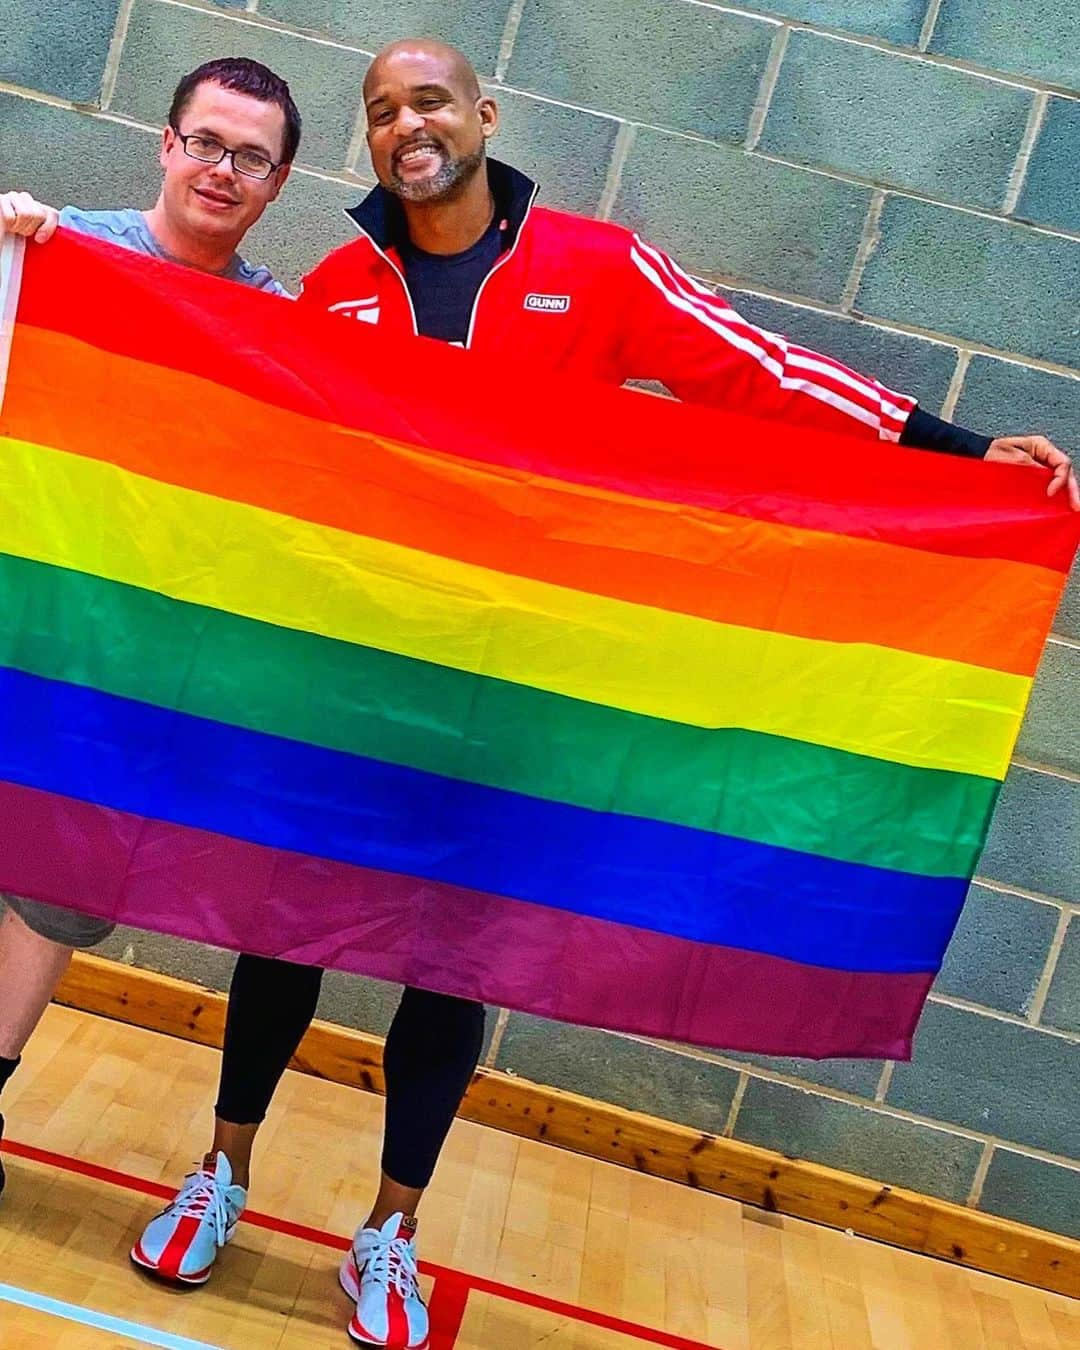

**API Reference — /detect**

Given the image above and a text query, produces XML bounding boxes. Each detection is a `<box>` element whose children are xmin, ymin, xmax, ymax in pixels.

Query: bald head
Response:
<box><xmin>364</xmin><ymin>39</ymin><xmax>480</xmax><ymax>104</ymax></box>
<box><xmin>362</xmin><ymin>38</ymin><xmax>497</xmax><ymax>206</ymax></box>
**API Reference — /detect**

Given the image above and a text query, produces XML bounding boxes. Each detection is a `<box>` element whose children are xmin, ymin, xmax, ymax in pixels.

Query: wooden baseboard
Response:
<box><xmin>54</xmin><ymin>952</ymin><xmax>1079</xmax><ymax>1299</ymax></box>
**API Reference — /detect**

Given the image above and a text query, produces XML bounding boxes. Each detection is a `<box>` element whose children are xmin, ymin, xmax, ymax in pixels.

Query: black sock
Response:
<box><xmin>0</xmin><ymin>1055</ymin><xmax>19</xmax><ymax>1097</ymax></box>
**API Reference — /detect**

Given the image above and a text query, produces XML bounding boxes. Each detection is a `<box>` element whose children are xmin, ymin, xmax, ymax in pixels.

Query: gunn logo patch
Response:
<box><xmin>524</xmin><ymin>292</ymin><xmax>571</xmax><ymax>313</ymax></box>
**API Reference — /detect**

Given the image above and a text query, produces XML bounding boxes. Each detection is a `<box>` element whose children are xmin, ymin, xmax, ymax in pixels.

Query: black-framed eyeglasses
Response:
<box><xmin>172</xmin><ymin>128</ymin><xmax>280</xmax><ymax>180</ymax></box>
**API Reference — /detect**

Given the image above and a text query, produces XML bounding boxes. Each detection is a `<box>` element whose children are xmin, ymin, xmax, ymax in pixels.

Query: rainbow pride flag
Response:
<box><xmin>0</xmin><ymin>232</ymin><xmax>1075</xmax><ymax>1057</ymax></box>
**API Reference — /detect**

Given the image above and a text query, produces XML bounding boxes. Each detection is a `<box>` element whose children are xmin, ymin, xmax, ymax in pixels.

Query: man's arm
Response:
<box><xmin>620</xmin><ymin>234</ymin><xmax>1078</xmax><ymax>509</ymax></box>
<box><xmin>0</xmin><ymin>192</ymin><xmax>60</xmax><ymax>243</ymax></box>
<box><xmin>900</xmin><ymin>407</ymin><xmax>1077</xmax><ymax>508</ymax></box>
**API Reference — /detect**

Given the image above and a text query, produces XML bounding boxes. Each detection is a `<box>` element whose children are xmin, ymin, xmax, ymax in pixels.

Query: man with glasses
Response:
<box><xmin>0</xmin><ymin>57</ymin><xmax>296</xmax><ymax>1247</ymax></box>
<box><xmin>0</xmin><ymin>58</ymin><xmax>292</xmax><ymax>285</ymax></box>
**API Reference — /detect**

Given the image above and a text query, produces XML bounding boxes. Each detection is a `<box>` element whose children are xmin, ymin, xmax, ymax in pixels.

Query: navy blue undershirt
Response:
<box><xmin>399</xmin><ymin>213</ymin><xmax>505</xmax><ymax>345</ymax></box>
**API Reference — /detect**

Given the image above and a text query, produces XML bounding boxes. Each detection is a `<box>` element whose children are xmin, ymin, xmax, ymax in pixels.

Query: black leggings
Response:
<box><xmin>214</xmin><ymin>954</ymin><xmax>485</xmax><ymax>1189</ymax></box>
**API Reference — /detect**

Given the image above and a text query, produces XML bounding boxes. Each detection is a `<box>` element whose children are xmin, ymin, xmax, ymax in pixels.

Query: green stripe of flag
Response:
<box><xmin>0</xmin><ymin>551</ymin><xmax>997</xmax><ymax>877</ymax></box>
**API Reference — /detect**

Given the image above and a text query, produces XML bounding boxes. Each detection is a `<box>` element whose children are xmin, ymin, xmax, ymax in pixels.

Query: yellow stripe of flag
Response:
<box><xmin>0</xmin><ymin>435</ymin><xmax>1027</xmax><ymax>779</ymax></box>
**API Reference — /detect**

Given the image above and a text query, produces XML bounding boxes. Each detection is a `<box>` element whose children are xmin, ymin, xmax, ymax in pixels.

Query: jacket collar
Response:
<box><xmin>345</xmin><ymin>158</ymin><xmax>537</xmax><ymax>254</ymax></box>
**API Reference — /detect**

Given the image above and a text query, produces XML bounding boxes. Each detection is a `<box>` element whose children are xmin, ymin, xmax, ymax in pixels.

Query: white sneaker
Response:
<box><xmin>339</xmin><ymin>1212</ymin><xmax>430</xmax><ymax>1348</ymax></box>
<box><xmin>130</xmin><ymin>1151</ymin><xmax>246</xmax><ymax>1284</ymax></box>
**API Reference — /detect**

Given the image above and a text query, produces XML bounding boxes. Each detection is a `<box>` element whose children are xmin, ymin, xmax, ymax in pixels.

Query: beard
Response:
<box><xmin>389</xmin><ymin>140</ymin><xmax>486</xmax><ymax>202</ymax></box>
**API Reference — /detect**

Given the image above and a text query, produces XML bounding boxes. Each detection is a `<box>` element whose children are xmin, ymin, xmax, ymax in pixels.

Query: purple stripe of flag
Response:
<box><xmin>2</xmin><ymin>781</ymin><xmax>931</xmax><ymax>1057</ymax></box>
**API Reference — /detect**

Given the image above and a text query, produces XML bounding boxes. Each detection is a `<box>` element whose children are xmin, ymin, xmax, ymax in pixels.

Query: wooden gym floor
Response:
<box><xmin>0</xmin><ymin>1004</ymin><xmax>1076</xmax><ymax>1349</ymax></box>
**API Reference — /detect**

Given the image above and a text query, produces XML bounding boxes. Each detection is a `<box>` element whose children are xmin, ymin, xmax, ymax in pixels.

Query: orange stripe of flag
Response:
<box><xmin>1</xmin><ymin>322</ymin><xmax>1057</xmax><ymax>675</ymax></box>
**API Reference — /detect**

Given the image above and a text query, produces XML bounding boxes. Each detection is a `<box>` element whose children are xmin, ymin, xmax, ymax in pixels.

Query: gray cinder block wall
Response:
<box><xmin>1</xmin><ymin>0</ymin><xmax>1078</xmax><ymax>1239</ymax></box>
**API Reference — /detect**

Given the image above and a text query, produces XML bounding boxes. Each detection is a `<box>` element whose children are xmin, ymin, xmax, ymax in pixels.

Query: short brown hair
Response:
<box><xmin>168</xmin><ymin>57</ymin><xmax>302</xmax><ymax>164</ymax></box>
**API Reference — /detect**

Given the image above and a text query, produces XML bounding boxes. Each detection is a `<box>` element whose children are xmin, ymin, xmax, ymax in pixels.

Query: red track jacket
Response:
<box><xmin>299</xmin><ymin>160</ymin><xmax>916</xmax><ymax>443</ymax></box>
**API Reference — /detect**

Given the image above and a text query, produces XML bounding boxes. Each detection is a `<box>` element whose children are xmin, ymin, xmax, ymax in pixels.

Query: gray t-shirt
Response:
<box><xmin>58</xmin><ymin>206</ymin><xmax>289</xmax><ymax>296</ymax></box>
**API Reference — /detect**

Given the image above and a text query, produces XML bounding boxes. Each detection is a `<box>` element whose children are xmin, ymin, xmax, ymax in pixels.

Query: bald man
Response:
<box><xmin>137</xmin><ymin>38</ymin><xmax>1076</xmax><ymax>1350</ymax></box>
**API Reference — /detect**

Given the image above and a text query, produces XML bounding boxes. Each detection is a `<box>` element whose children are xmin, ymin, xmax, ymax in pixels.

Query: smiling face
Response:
<box><xmin>159</xmin><ymin>80</ymin><xmax>290</xmax><ymax>246</ymax></box>
<box><xmin>364</xmin><ymin>43</ymin><xmax>497</xmax><ymax>203</ymax></box>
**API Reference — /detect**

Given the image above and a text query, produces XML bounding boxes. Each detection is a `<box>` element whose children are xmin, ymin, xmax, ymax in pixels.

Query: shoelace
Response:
<box><xmin>166</xmin><ymin>1170</ymin><xmax>231</xmax><ymax>1247</ymax></box>
<box><xmin>362</xmin><ymin>1233</ymin><xmax>421</xmax><ymax>1300</ymax></box>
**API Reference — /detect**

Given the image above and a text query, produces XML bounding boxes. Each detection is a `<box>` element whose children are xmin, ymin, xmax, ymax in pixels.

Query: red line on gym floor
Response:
<box><xmin>426</xmin><ymin>1275</ymin><xmax>471</xmax><ymax>1350</ymax></box>
<box><xmin>2</xmin><ymin>1137</ymin><xmax>720</xmax><ymax>1349</ymax></box>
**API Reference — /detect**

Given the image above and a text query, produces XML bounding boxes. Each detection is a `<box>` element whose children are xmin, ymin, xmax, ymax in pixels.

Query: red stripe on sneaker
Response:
<box><xmin>350</xmin><ymin>1310</ymin><xmax>385</xmax><ymax>1345</ymax></box>
<box><xmin>154</xmin><ymin>1214</ymin><xmax>203</xmax><ymax>1280</ymax></box>
<box><xmin>388</xmin><ymin>1287</ymin><xmax>409</xmax><ymax>1348</ymax></box>
<box><xmin>131</xmin><ymin>1233</ymin><xmax>212</xmax><ymax>1284</ymax></box>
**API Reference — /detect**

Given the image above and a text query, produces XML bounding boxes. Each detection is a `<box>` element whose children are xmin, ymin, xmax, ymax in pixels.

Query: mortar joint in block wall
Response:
<box><xmin>98</xmin><ymin>0</ymin><xmax>137</xmax><ymax>111</ymax></box>
<box><xmin>839</xmin><ymin>190</ymin><xmax>886</xmax><ymax>312</ymax></box>
<box><xmin>1002</xmin><ymin>92</ymin><xmax>1050</xmax><ymax>217</ymax></box>
<box><xmin>918</xmin><ymin>0</ymin><xmax>946</xmax><ymax>52</ymax></box>
<box><xmin>744</xmin><ymin>25</ymin><xmax>790</xmax><ymax>153</ymax></box>
<box><xmin>495</xmin><ymin>0</ymin><xmax>530</xmax><ymax>84</ymax></box>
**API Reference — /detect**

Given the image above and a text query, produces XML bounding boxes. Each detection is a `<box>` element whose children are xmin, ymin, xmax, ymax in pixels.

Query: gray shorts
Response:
<box><xmin>1</xmin><ymin>893</ymin><xmax>115</xmax><ymax>948</ymax></box>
